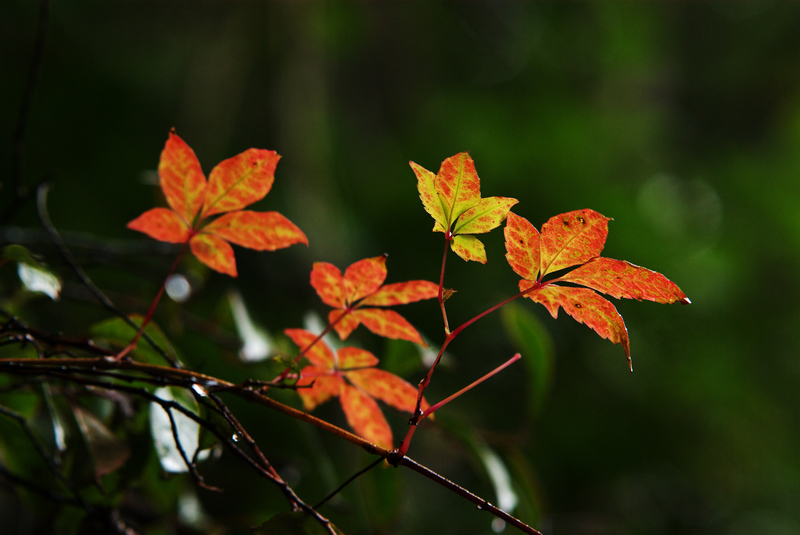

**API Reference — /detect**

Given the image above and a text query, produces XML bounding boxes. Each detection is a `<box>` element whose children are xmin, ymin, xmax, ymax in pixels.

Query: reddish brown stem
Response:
<box><xmin>0</xmin><ymin>356</ymin><xmax>541</xmax><ymax>534</ymax></box>
<box><xmin>438</xmin><ymin>232</ymin><xmax>452</xmax><ymax>334</ymax></box>
<box><xmin>421</xmin><ymin>353</ymin><xmax>521</xmax><ymax>419</ymax></box>
<box><xmin>116</xmin><ymin>241</ymin><xmax>189</xmax><ymax>360</ymax></box>
<box><xmin>401</xmin><ymin>281</ymin><xmax>542</xmax><ymax>456</ymax></box>
<box><xmin>398</xmin><ymin>456</ymin><xmax>542</xmax><ymax>535</ymax></box>
<box><xmin>273</xmin><ymin>309</ymin><xmax>349</xmax><ymax>384</ymax></box>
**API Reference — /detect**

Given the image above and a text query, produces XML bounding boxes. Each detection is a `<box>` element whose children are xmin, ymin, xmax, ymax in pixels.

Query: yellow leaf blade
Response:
<box><xmin>450</xmin><ymin>234</ymin><xmax>487</xmax><ymax>264</ymax></box>
<box><xmin>436</xmin><ymin>152</ymin><xmax>481</xmax><ymax>225</ymax></box>
<box><xmin>453</xmin><ymin>196</ymin><xmax>518</xmax><ymax>235</ymax></box>
<box><xmin>411</xmin><ymin>160</ymin><xmax>448</xmax><ymax>232</ymax></box>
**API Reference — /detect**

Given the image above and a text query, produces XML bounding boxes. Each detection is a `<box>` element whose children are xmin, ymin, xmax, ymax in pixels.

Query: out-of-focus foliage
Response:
<box><xmin>3</xmin><ymin>2</ymin><xmax>800</xmax><ymax>534</ymax></box>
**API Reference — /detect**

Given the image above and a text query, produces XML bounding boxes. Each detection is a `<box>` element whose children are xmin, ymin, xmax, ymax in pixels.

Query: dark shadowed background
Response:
<box><xmin>3</xmin><ymin>2</ymin><xmax>800</xmax><ymax>534</ymax></box>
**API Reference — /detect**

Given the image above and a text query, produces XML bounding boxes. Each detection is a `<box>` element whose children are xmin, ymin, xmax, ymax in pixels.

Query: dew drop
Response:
<box><xmin>574</xmin><ymin>303</ymin><xmax>582</xmax><ymax>308</ymax></box>
<box><xmin>232</xmin><ymin>433</ymin><xmax>241</xmax><ymax>442</ymax></box>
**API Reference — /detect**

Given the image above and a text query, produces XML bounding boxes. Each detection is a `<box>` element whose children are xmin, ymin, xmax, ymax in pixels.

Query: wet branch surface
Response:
<box><xmin>0</xmin><ymin>337</ymin><xmax>541</xmax><ymax>534</ymax></box>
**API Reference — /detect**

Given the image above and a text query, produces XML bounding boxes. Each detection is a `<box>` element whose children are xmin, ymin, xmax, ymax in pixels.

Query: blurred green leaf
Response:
<box><xmin>501</xmin><ymin>303</ymin><xmax>554</xmax><ymax>417</ymax></box>
<box><xmin>72</xmin><ymin>404</ymin><xmax>130</xmax><ymax>478</ymax></box>
<box><xmin>149</xmin><ymin>386</ymin><xmax>208</xmax><ymax>473</ymax></box>
<box><xmin>358</xmin><ymin>456</ymin><xmax>401</xmax><ymax>530</ymax></box>
<box><xmin>3</xmin><ymin>245</ymin><xmax>46</xmax><ymax>268</ymax></box>
<box><xmin>89</xmin><ymin>314</ymin><xmax>180</xmax><ymax>366</ymax></box>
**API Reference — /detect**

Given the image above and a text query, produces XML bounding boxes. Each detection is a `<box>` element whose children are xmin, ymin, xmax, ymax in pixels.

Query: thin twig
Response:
<box><xmin>398</xmin><ymin>456</ymin><xmax>542</xmax><ymax>535</ymax></box>
<box><xmin>35</xmin><ymin>184</ymin><xmax>180</xmax><ymax>368</ymax></box>
<box><xmin>314</xmin><ymin>456</ymin><xmax>384</xmax><ymax>510</ymax></box>
<box><xmin>161</xmin><ymin>404</ymin><xmax>222</xmax><ymax>492</ymax></box>
<box><xmin>0</xmin><ymin>355</ymin><xmax>542</xmax><ymax>534</ymax></box>
<box><xmin>0</xmin><ymin>404</ymin><xmax>86</xmax><ymax>507</ymax></box>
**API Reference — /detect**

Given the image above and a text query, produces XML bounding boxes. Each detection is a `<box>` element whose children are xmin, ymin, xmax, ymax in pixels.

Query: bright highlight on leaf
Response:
<box><xmin>127</xmin><ymin>129</ymin><xmax>308</xmax><ymax>276</ymax></box>
<box><xmin>504</xmin><ymin>210</ymin><xmax>690</xmax><ymax>370</ymax></box>
<box><xmin>411</xmin><ymin>152</ymin><xmax>518</xmax><ymax>264</ymax></box>
<box><xmin>310</xmin><ymin>255</ymin><xmax>438</xmax><ymax>345</ymax></box>
<box><xmin>286</xmin><ymin>329</ymin><xmax>429</xmax><ymax>449</ymax></box>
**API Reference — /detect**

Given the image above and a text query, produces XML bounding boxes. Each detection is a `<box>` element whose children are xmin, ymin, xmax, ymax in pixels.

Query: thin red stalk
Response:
<box><xmin>401</xmin><ymin>282</ymin><xmax>542</xmax><ymax>455</ymax></box>
<box><xmin>273</xmin><ymin>309</ymin><xmax>349</xmax><ymax>384</ymax></box>
<box><xmin>421</xmin><ymin>353</ymin><xmax>521</xmax><ymax>419</ymax></box>
<box><xmin>116</xmin><ymin>241</ymin><xmax>189</xmax><ymax>360</ymax></box>
<box><xmin>438</xmin><ymin>233</ymin><xmax>452</xmax><ymax>334</ymax></box>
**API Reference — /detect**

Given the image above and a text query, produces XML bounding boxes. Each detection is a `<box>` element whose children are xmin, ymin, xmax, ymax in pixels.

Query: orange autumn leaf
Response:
<box><xmin>410</xmin><ymin>152</ymin><xmax>517</xmax><ymax>264</ymax></box>
<box><xmin>505</xmin><ymin>210</ymin><xmax>690</xmax><ymax>370</ymax></box>
<box><xmin>310</xmin><ymin>255</ymin><xmax>437</xmax><ymax>345</ymax></box>
<box><xmin>127</xmin><ymin>129</ymin><xmax>307</xmax><ymax>276</ymax></box>
<box><xmin>285</xmin><ymin>329</ymin><xmax>429</xmax><ymax>449</ymax></box>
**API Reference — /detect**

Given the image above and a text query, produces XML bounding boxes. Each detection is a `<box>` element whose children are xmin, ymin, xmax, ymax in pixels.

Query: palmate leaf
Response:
<box><xmin>505</xmin><ymin>210</ymin><xmax>689</xmax><ymax>370</ymax></box>
<box><xmin>411</xmin><ymin>152</ymin><xmax>517</xmax><ymax>264</ymax></box>
<box><xmin>310</xmin><ymin>256</ymin><xmax>437</xmax><ymax>345</ymax></box>
<box><xmin>285</xmin><ymin>329</ymin><xmax>428</xmax><ymax>449</ymax></box>
<box><xmin>128</xmin><ymin>129</ymin><xmax>307</xmax><ymax>277</ymax></box>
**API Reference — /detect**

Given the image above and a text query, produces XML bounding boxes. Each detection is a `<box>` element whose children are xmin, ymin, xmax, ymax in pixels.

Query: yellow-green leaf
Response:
<box><xmin>450</xmin><ymin>234</ymin><xmax>487</xmax><ymax>264</ymax></box>
<box><xmin>453</xmin><ymin>196</ymin><xmax>518</xmax><ymax>235</ymax></box>
<box><xmin>411</xmin><ymin>160</ymin><xmax>448</xmax><ymax>232</ymax></box>
<box><xmin>436</xmin><ymin>152</ymin><xmax>481</xmax><ymax>225</ymax></box>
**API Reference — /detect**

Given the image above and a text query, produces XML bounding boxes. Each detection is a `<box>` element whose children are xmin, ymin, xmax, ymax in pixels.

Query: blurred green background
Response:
<box><xmin>2</xmin><ymin>2</ymin><xmax>800</xmax><ymax>534</ymax></box>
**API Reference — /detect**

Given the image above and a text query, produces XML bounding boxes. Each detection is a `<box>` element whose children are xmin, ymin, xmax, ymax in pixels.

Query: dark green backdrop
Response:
<box><xmin>3</xmin><ymin>2</ymin><xmax>800</xmax><ymax>534</ymax></box>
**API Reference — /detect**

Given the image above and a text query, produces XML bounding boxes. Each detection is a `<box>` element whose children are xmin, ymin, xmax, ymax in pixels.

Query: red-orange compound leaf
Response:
<box><xmin>311</xmin><ymin>257</ymin><xmax>436</xmax><ymax>345</ymax></box>
<box><xmin>128</xmin><ymin>130</ymin><xmax>306</xmax><ymax>277</ymax></box>
<box><xmin>504</xmin><ymin>209</ymin><xmax>689</xmax><ymax>369</ymax></box>
<box><xmin>285</xmin><ymin>329</ymin><xmax>425</xmax><ymax>449</ymax></box>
